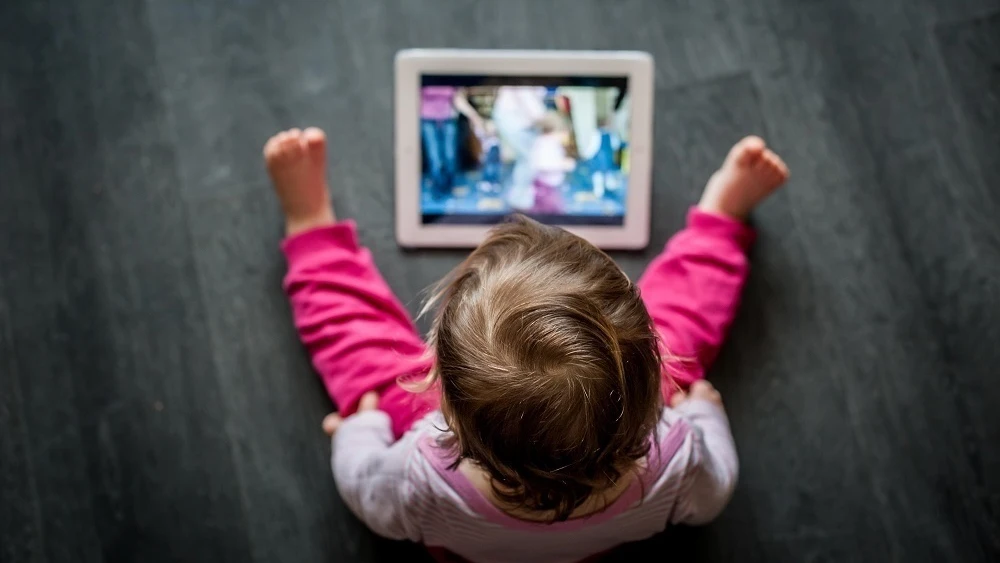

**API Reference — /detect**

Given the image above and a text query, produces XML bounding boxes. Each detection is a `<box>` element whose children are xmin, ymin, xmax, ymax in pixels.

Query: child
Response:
<box><xmin>529</xmin><ymin>112</ymin><xmax>576</xmax><ymax>215</ymax></box>
<box><xmin>493</xmin><ymin>86</ymin><xmax>547</xmax><ymax>210</ymax></box>
<box><xmin>263</xmin><ymin>127</ymin><xmax>789</xmax><ymax>563</ymax></box>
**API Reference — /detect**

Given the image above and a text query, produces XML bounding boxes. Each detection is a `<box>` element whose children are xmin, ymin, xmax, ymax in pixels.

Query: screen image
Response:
<box><xmin>419</xmin><ymin>75</ymin><xmax>631</xmax><ymax>226</ymax></box>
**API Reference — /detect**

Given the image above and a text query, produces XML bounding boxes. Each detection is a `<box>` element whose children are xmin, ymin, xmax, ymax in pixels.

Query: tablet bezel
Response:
<box><xmin>395</xmin><ymin>49</ymin><xmax>653</xmax><ymax>249</ymax></box>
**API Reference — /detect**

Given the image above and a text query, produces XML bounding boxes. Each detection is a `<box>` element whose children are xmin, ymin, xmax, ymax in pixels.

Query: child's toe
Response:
<box><xmin>768</xmin><ymin>154</ymin><xmax>789</xmax><ymax>177</ymax></box>
<box><xmin>765</xmin><ymin>156</ymin><xmax>789</xmax><ymax>183</ymax></box>
<box><xmin>729</xmin><ymin>136</ymin><xmax>766</xmax><ymax>167</ymax></box>
<box><xmin>264</xmin><ymin>131</ymin><xmax>304</xmax><ymax>166</ymax></box>
<box><xmin>303</xmin><ymin>127</ymin><xmax>326</xmax><ymax>145</ymax></box>
<box><xmin>264</xmin><ymin>138</ymin><xmax>284</xmax><ymax>161</ymax></box>
<box><xmin>279</xmin><ymin>135</ymin><xmax>303</xmax><ymax>156</ymax></box>
<box><xmin>303</xmin><ymin>128</ymin><xmax>327</xmax><ymax>160</ymax></box>
<box><xmin>277</xmin><ymin>128</ymin><xmax>301</xmax><ymax>143</ymax></box>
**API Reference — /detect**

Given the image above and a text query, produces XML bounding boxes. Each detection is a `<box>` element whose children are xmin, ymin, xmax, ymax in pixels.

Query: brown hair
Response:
<box><xmin>423</xmin><ymin>216</ymin><xmax>662</xmax><ymax>522</ymax></box>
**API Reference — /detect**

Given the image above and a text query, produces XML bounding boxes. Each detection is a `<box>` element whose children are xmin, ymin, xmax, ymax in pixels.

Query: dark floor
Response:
<box><xmin>2</xmin><ymin>0</ymin><xmax>999</xmax><ymax>561</ymax></box>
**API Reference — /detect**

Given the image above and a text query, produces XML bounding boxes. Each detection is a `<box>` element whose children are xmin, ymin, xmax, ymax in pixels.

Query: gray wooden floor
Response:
<box><xmin>2</xmin><ymin>0</ymin><xmax>999</xmax><ymax>561</ymax></box>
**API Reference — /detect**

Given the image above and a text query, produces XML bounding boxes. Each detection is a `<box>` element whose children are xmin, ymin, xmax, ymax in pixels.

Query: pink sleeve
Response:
<box><xmin>282</xmin><ymin>222</ymin><xmax>434</xmax><ymax>437</ymax></box>
<box><xmin>637</xmin><ymin>208</ymin><xmax>755</xmax><ymax>396</ymax></box>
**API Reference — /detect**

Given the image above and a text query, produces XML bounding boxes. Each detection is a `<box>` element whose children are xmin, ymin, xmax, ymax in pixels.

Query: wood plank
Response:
<box><xmin>0</xmin><ymin>273</ymin><xmax>47</xmax><ymax>563</ymax></box>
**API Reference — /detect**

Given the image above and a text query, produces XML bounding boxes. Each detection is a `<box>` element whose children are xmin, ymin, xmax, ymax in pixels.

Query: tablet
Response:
<box><xmin>395</xmin><ymin>49</ymin><xmax>653</xmax><ymax>249</ymax></box>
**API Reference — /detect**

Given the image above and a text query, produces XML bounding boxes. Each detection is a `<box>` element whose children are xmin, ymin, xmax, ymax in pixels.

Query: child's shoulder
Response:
<box><xmin>393</xmin><ymin>411</ymin><xmax>471</xmax><ymax>498</ymax></box>
<box><xmin>400</xmin><ymin>411</ymin><xmax>451</xmax><ymax>465</ymax></box>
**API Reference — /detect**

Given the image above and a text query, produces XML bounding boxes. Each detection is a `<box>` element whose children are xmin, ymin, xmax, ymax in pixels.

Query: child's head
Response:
<box><xmin>536</xmin><ymin>110</ymin><xmax>570</xmax><ymax>135</ymax></box>
<box><xmin>425</xmin><ymin>216</ymin><xmax>662</xmax><ymax>521</ymax></box>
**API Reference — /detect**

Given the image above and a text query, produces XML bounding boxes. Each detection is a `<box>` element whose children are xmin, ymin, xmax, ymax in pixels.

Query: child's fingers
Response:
<box><xmin>323</xmin><ymin>392</ymin><xmax>380</xmax><ymax>435</ymax></box>
<box><xmin>670</xmin><ymin>381</ymin><xmax>723</xmax><ymax>408</ymax></box>
<box><xmin>669</xmin><ymin>390</ymin><xmax>688</xmax><ymax>408</ymax></box>
<box><xmin>357</xmin><ymin>391</ymin><xmax>380</xmax><ymax>412</ymax></box>
<box><xmin>322</xmin><ymin>413</ymin><xmax>343</xmax><ymax>436</ymax></box>
<box><xmin>689</xmin><ymin>381</ymin><xmax>723</xmax><ymax>405</ymax></box>
<box><xmin>690</xmin><ymin>380</ymin><xmax>714</xmax><ymax>394</ymax></box>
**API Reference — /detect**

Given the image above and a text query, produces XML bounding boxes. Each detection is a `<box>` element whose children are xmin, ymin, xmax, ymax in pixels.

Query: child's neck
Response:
<box><xmin>458</xmin><ymin>459</ymin><xmax>641</xmax><ymax>521</ymax></box>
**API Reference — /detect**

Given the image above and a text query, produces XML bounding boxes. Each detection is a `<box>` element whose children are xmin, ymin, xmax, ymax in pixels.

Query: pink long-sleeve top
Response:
<box><xmin>282</xmin><ymin>209</ymin><xmax>754</xmax><ymax>562</ymax></box>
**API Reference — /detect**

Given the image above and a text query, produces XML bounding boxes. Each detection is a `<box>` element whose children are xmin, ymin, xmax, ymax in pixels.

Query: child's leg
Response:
<box><xmin>282</xmin><ymin>226</ymin><xmax>437</xmax><ymax>438</ymax></box>
<box><xmin>638</xmin><ymin>137</ymin><xmax>788</xmax><ymax>402</ymax></box>
<box><xmin>638</xmin><ymin>210</ymin><xmax>754</xmax><ymax>399</ymax></box>
<box><xmin>266</xmin><ymin>128</ymin><xmax>437</xmax><ymax>438</ymax></box>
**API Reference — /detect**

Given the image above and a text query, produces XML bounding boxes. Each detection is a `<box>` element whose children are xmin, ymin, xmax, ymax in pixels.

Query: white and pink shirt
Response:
<box><xmin>333</xmin><ymin>401</ymin><xmax>736</xmax><ymax>563</ymax></box>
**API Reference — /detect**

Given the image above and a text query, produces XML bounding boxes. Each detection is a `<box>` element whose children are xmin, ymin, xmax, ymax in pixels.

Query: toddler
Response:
<box><xmin>263</xmin><ymin>127</ymin><xmax>788</xmax><ymax>563</ymax></box>
<box><xmin>529</xmin><ymin>112</ymin><xmax>576</xmax><ymax>214</ymax></box>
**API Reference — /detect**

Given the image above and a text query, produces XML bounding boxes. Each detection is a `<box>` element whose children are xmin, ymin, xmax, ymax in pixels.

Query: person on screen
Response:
<box><xmin>420</xmin><ymin>86</ymin><xmax>484</xmax><ymax>198</ymax></box>
<box><xmin>491</xmin><ymin>86</ymin><xmax>547</xmax><ymax>209</ymax></box>
<box><xmin>586</xmin><ymin>116</ymin><xmax>624</xmax><ymax>198</ymax></box>
<box><xmin>475</xmin><ymin>120</ymin><xmax>503</xmax><ymax>194</ymax></box>
<box><xmin>529</xmin><ymin>112</ymin><xmax>575</xmax><ymax>214</ymax></box>
<box><xmin>262</xmin><ymin>126</ymin><xmax>790</xmax><ymax>563</ymax></box>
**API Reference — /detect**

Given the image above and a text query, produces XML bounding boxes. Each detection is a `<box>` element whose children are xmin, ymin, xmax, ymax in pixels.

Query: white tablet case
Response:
<box><xmin>395</xmin><ymin>49</ymin><xmax>653</xmax><ymax>249</ymax></box>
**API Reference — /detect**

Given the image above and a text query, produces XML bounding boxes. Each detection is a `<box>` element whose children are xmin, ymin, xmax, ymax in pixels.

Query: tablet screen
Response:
<box><xmin>418</xmin><ymin>75</ymin><xmax>630</xmax><ymax>226</ymax></box>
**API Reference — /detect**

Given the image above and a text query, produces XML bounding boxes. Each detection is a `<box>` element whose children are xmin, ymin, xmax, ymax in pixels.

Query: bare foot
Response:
<box><xmin>698</xmin><ymin>136</ymin><xmax>789</xmax><ymax>221</ymax></box>
<box><xmin>263</xmin><ymin>127</ymin><xmax>336</xmax><ymax>235</ymax></box>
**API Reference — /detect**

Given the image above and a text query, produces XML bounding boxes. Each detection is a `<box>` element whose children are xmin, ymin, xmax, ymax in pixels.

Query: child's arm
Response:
<box><xmin>669</xmin><ymin>383</ymin><xmax>739</xmax><ymax>525</ymax></box>
<box><xmin>638</xmin><ymin>209</ymin><xmax>755</xmax><ymax>389</ymax></box>
<box><xmin>330</xmin><ymin>404</ymin><xmax>426</xmax><ymax>541</ymax></box>
<box><xmin>283</xmin><ymin>223</ymin><xmax>433</xmax><ymax>438</ymax></box>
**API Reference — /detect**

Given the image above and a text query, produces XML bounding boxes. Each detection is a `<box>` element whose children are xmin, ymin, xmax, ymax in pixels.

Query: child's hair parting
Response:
<box><xmin>421</xmin><ymin>215</ymin><xmax>663</xmax><ymax>522</ymax></box>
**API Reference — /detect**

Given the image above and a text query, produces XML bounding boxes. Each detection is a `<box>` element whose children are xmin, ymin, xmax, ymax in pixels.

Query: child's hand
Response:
<box><xmin>322</xmin><ymin>391</ymin><xmax>379</xmax><ymax>436</ymax></box>
<box><xmin>698</xmin><ymin>136</ymin><xmax>789</xmax><ymax>221</ymax></box>
<box><xmin>670</xmin><ymin>381</ymin><xmax>723</xmax><ymax>408</ymax></box>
